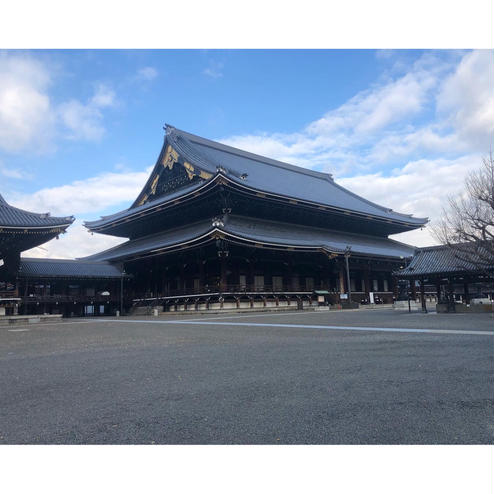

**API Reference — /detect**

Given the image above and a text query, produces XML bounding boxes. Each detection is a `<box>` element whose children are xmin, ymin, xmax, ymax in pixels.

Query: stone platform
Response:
<box><xmin>0</xmin><ymin>314</ymin><xmax>63</xmax><ymax>327</ymax></box>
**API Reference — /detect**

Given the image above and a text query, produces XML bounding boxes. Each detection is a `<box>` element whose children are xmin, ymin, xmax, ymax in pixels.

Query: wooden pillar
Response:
<box><xmin>463</xmin><ymin>282</ymin><xmax>470</xmax><ymax>304</ymax></box>
<box><xmin>232</xmin><ymin>262</ymin><xmax>240</xmax><ymax>291</ymax></box>
<box><xmin>219</xmin><ymin>255</ymin><xmax>227</xmax><ymax>293</ymax></box>
<box><xmin>447</xmin><ymin>277</ymin><xmax>455</xmax><ymax>312</ymax></box>
<box><xmin>435</xmin><ymin>280</ymin><xmax>441</xmax><ymax>303</ymax></box>
<box><xmin>410</xmin><ymin>278</ymin><xmax>417</xmax><ymax>300</ymax></box>
<box><xmin>363</xmin><ymin>267</ymin><xmax>370</xmax><ymax>299</ymax></box>
<box><xmin>179</xmin><ymin>262</ymin><xmax>185</xmax><ymax>293</ymax></box>
<box><xmin>339</xmin><ymin>264</ymin><xmax>346</xmax><ymax>293</ymax></box>
<box><xmin>248</xmin><ymin>260</ymin><xmax>255</xmax><ymax>291</ymax></box>
<box><xmin>420</xmin><ymin>278</ymin><xmax>427</xmax><ymax>313</ymax></box>
<box><xmin>392</xmin><ymin>276</ymin><xmax>398</xmax><ymax>300</ymax></box>
<box><xmin>198</xmin><ymin>260</ymin><xmax>205</xmax><ymax>291</ymax></box>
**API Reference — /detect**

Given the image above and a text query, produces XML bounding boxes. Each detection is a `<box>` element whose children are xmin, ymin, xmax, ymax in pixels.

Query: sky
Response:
<box><xmin>0</xmin><ymin>49</ymin><xmax>492</xmax><ymax>259</ymax></box>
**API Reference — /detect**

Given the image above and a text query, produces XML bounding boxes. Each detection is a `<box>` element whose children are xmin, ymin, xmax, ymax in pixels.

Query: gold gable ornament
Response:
<box><xmin>162</xmin><ymin>145</ymin><xmax>179</xmax><ymax>170</ymax></box>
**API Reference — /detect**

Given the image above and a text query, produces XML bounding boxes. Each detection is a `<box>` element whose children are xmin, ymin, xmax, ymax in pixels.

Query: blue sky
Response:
<box><xmin>0</xmin><ymin>49</ymin><xmax>492</xmax><ymax>258</ymax></box>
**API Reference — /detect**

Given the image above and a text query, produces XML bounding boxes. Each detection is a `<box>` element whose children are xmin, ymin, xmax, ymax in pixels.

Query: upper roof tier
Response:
<box><xmin>0</xmin><ymin>193</ymin><xmax>74</xmax><ymax>229</ymax></box>
<box><xmin>85</xmin><ymin>125</ymin><xmax>427</xmax><ymax>233</ymax></box>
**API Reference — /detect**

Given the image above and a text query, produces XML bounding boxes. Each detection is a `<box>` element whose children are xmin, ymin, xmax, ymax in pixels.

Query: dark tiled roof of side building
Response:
<box><xmin>0</xmin><ymin>194</ymin><xmax>74</xmax><ymax>228</ymax></box>
<box><xmin>396</xmin><ymin>243</ymin><xmax>494</xmax><ymax>277</ymax></box>
<box><xmin>18</xmin><ymin>258</ymin><xmax>125</xmax><ymax>279</ymax></box>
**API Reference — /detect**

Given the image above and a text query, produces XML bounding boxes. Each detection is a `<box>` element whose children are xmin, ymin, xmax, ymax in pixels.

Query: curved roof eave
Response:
<box><xmin>84</xmin><ymin>176</ymin><xmax>217</xmax><ymax>230</ymax></box>
<box><xmin>85</xmin><ymin>215</ymin><xmax>415</xmax><ymax>263</ymax></box>
<box><xmin>0</xmin><ymin>194</ymin><xmax>75</xmax><ymax>229</ymax></box>
<box><xmin>85</xmin><ymin>125</ymin><xmax>428</xmax><ymax>232</ymax></box>
<box><xmin>85</xmin><ymin>170</ymin><xmax>427</xmax><ymax>233</ymax></box>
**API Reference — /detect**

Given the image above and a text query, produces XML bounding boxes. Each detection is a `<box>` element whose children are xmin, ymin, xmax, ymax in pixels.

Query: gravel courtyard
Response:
<box><xmin>1</xmin><ymin>309</ymin><xmax>493</xmax><ymax>444</ymax></box>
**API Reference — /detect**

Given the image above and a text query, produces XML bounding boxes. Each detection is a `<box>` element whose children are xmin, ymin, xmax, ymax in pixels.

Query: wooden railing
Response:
<box><xmin>0</xmin><ymin>289</ymin><xmax>19</xmax><ymax>299</ymax></box>
<box><xmin>131</xmin><ymin>283</ymin><xmax>334</xmax><ymax>300</ymax></box>
<box><xmin>21</xmin><ymin>294</ymin><xmax>121</xmax><ymax>304</ymax></box>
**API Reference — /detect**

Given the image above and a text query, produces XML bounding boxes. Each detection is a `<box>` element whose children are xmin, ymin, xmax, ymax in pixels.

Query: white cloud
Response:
<box><xmin>0</xmin><ymin>53</ymin><xmax>55</xmax><ymax>152</ymax></box>
<box><xmin>90</xmin><ymin>83</ymin><xmax>116</xmax><ymax>108</ymax></box>
<box><xmin>135</xmin><ymin>66</ymin><xmax>158</xmax><ymax>82</ymax></box>
<box><xmin>22</xmin><ymin>220</ymin><xmax>125</xmax><ymax>259</ymax></box>
<box><xmin>10</xmin><ymin>166</ymin><xmax>153</xmax><ymax>258</ymax></box>
<box><xmin>0</xmin><ymin>160</ymin><xmax>30</xmax><ymax>179</ymax></box>
<box><xmin>437</xmin><ymin>50</ymin><xmax>494</xmax><ymax>150</ymax></box>
<box><xmin>58</xmin><ymin>84</ymin><xmax>117</xmax><ymax>141</ymax></box>
<box><xmin>10</xmin><ymin>167</ymin><xmax>151</xmax><ymax>217</ymax></box>
<box><xmin>220</xmin><ymin>55</ymin><xmax>448</xmax><ymax>175</ymax></box>
<box><xmin>221</xmin><ymin>50</ymin><xmax>491</xmax><ymax>186</ymax></box>
<box><xmin>203</xmin><ymin>61</ymin><xmax>224</xmax><ymax>79</ymax></box>
<box><xmin>308</xmin><ymin>64</ymin><xmax>437</xmax><ymax>137</ymax></box>
<box><xmin>338</xmin><ymin>155</ymin><xmax>478</xmax><ymax>247</ymax></box>
<box><xmin>0</xmin><ymin>53</ymin><xmax>118</xmax><ymax>151</ymax></box>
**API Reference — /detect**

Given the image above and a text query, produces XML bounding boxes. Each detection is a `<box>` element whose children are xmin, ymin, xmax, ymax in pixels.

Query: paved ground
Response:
<box><xmin>1</xmin><ymin>309</ymin><xmax>493</xmax><ymax>444</ymax></box>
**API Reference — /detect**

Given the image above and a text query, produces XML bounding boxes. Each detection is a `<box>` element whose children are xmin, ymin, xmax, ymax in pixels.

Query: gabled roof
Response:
<box><xmin>85</xmin><ymin>214</ymin><xmax>415</xmax><ymax>263</ymax></box>
<box><xmin>396</xmin><ymin>243</ymin><xmax>494</xmax><ymax>277</ymax></box>
<box><xmin>18</xmin><ymin>258</ymin><xmax>124</xmax><ymax>279</ymax></box>
<box><xmin>0</xmin><ymin>193</ymin><xmax>74</xmax><ymax>229</ymax></box>
<box><xmin>85</xmin><ymin>125</ymin><xmax>427</xmax><ymax>232</ymax></box>
<box><xmin>167</xmin><ymin>126</ymin><xmax>423</xmax><ymax>227</ymax></box>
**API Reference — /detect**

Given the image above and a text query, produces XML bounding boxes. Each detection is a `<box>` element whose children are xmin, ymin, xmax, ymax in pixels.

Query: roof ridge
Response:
<box><xmin>167</xmin><ymin>125</ymin><xmax>334</xmax><ymax>182</ymax></box>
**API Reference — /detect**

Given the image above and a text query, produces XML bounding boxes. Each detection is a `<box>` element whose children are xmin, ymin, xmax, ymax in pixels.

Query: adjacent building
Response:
<box><xmin>395</xmin><ymin>243</ymin><xmax>494</xmax><ymax>312</ymax></box>
<box><xmin>0</xmin><ymin>194</ymin><xmax>74</xmax><ymax>315</ymax></box>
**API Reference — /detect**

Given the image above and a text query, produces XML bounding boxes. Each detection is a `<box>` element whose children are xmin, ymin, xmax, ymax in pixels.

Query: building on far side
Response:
<box><xmin>0</xmin><ymin>194</ymin><xmax>74</xmax><ymax>315</ymax></box>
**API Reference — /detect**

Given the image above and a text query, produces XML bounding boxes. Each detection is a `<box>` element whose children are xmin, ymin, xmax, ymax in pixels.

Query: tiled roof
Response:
<box><xmin>395</xmin><ymin>243</ymin><xmax>493</xmax><ymax>277</ymax></box>
<box><xmin>170</xmin><ymin>127</ymin><xmax>423</xmax><ymax>224</ymax></box>
<box><xmin>0</xmin><ymin>194</ymin><xmax>74</xmax><ymax>229</ymax></box>
<box><xmin>85</xmin><ymin>214</ymin><xmax>415</xmax><ymax>262</ymax></box>
<box><xmin>85</xmin><ymin>125</ymin><xmax>427</xmax><ymax>230</ymax></box>
<box><xmin>18</xmin><ymin>258</ymin><xmax>124</xmax><ymax>279</ymax></box>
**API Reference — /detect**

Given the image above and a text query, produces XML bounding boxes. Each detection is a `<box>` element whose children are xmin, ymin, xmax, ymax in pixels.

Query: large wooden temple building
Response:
<box><xmin>2</xmin><ymin>124</ymin><xmax>430</xmax><ymax>316</ymax></box>
<box><xmin>83</xmin><ymin>125</ymin><xmax>426</xmax><ymax>312</ymax></box>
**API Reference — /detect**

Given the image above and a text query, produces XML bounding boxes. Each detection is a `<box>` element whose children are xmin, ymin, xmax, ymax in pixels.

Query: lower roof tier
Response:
<box><xmin>85</xmin><ymin>215</ymin><xmax>416</xmax><ymax>263</ymax></box>
<box><xmin>18</xmin><ymin>258</ymin><xmax>125</xmax><ymax>279</ymax></box>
